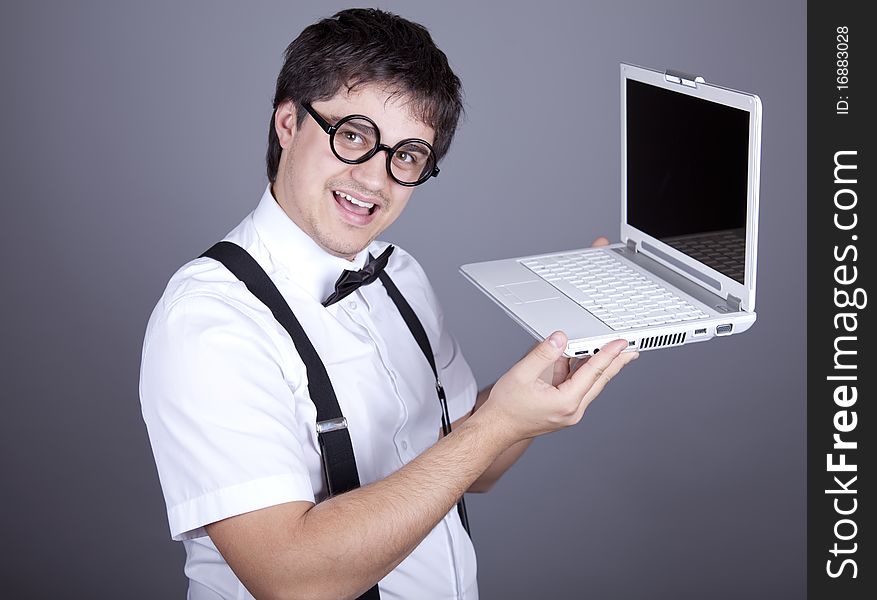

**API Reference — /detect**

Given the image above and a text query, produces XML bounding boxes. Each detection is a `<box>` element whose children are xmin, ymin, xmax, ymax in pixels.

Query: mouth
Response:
<box><xmin>332</xmin><ymin>189</ymin><xmax>381</xmax><ymax>225</ymax></box>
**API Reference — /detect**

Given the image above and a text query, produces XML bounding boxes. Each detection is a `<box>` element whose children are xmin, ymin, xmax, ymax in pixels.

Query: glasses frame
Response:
<box><xmin>301</xmin><ymin>102</ymin><xmax>440</xmax><ymax>187</ymax></box>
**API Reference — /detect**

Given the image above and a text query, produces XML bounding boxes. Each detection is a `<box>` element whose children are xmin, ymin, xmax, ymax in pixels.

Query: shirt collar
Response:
<box><xmin>252</xmin><ymin>185</ymin><xmax>369</xmax><ymax>302</ymax></box>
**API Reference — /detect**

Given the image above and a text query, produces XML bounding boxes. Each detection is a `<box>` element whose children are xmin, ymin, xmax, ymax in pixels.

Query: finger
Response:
<box><xmin>572</xmin><ymin>351</ymin><xmax>638</xmax><ymax>420</ymax></box>
<box><xmin>590</xmin><ymin>236</ymin><xmax>610</xmax><ymax>248</ymax></box>
<box><xmin>553</xmin><ymin>357</ymin><xmax>571</xmax><ymax>381</ymax></box>
<box><xmin>509</xmin><ymin>331</ymin><xmax>567</xmax><ymax>382</ymax></box>
<box><xmin>538</xmin><ymin>361</ymin><xmax>554</xmax><ymax>384</ymax></box>
<box><xmin>546</xmin><ymin>357</ymin><xmax>571</xmax><ymax>387</ymax></box>
<box><xmin>558</xmin><ymin>338</ymin><xmax>628</xmax><ymax>398</ymax></box>
<box><xmin>539</xmin><ymin>355</ymin><xmax>566</xmax><ymax>384</ymax></box>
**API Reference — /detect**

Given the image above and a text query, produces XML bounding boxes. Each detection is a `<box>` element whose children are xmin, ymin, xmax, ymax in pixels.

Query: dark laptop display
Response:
<box><xmin>626</xmin><ymin>79</ymin><xmax>751</xmax><ymax>283</ymax></box>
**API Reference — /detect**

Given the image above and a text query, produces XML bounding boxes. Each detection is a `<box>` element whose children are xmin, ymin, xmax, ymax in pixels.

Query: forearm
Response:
<box><xmin>211</xmin><ymin>334</ymin><xmax>636</xmax><ymax>600</ymax></box>
<box><xmin>213</xmin><ymin>412</ymin><xmax>512</xmax><ymax>600</ymax></box>
<box><xmin>466</xmin><ymin>385</ymin><xmax>533</xmax><ymax>492</ymax></box>
<box><xmin>465</xmin><ymin>349</ymin><xmax>578</xmax><ymax>492</ymax></box>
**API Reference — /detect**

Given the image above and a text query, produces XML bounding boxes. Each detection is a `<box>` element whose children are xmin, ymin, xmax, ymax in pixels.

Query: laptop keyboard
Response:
<box><xmin>521</xmin><ymin>251</ymin><xmax>710</xmax><ymax>331</ymax></box>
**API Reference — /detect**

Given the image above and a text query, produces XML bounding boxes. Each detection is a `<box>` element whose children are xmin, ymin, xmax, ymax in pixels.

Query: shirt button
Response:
<box><xmin>401</xmin><ymin>440</ymin><xmax>409</xmax><ymax>450</ymax></box>
<box><xmin>347</xmin><ymin>301</ymin><xmax>357</xmax><ymax>310</ymax></box>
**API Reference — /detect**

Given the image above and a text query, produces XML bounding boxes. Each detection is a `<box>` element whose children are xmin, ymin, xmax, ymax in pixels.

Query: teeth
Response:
<box><xmin>334</xmin><ymin>191</ymin><xmax>375</xmax><ymax>209</ymax></box>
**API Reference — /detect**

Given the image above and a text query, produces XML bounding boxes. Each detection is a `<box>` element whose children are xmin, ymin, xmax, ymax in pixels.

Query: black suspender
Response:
<box><xmin>201</xmin><ymin>242</ymin><xmax>364</xmax><ymax>496</ymax></box>
<box><xmin>377</xmin><ymin>269</ymin><xmax>470</xmax><ymax>533</ymax></box>
<box><xmin>200</xmin><ymin>241</ymin><xmax>470</xmax><ymax>598</ymax></box>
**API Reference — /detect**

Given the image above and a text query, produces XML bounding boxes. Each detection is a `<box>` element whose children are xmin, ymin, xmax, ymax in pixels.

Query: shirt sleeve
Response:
<box><xmin>140</xmin><ymin>290</ymin><xmax>316</xmax><ymax>541</ymax></box>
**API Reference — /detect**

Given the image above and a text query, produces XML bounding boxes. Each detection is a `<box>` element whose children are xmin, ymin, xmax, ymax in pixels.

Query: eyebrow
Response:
<box><xmin>397</xmin><ymin>142</ymin><xmax>430</xmax><ymax>156</ymax></box>
<box><xmin>329</xmin><ymin>112</ymin><xmax>431</xmax><ymax>148</ymax></box>
<box><xmin>338</xmin><ymin>119</ymin><xmax>377</xmax><ymax>136</ymax></box>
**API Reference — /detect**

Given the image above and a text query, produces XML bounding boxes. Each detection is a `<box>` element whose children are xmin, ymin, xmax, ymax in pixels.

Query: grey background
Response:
<box><xmin>1</xmin><ymin>1</ymin><xmax>805</xmax><ymax>598</ymax></box>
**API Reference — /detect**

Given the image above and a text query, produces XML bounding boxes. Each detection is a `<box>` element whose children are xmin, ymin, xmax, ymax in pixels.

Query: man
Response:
<box><xmin>140</xmin><ymin>8</ymin><xmax>636</xmax><ymax>599</ymax></box>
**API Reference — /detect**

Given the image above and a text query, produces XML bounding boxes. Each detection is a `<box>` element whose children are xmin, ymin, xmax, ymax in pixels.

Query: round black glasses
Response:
<box><xmin>301</xmin><ymin>102</ymin><xmax>440</xmax><ymax>187</ymax></box>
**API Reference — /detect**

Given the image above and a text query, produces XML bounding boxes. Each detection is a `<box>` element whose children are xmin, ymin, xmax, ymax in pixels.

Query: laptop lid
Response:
<box><xmin>619</xmin><ymin>63</ymin><xmax>762</xmax><ymax>312</ymax></box>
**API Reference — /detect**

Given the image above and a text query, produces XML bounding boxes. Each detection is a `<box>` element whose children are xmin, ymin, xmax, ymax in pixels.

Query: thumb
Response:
<box><xmin>511</xmin><ymin>331</ymin><xmax>567</xmax><ymax>382</ymax></box>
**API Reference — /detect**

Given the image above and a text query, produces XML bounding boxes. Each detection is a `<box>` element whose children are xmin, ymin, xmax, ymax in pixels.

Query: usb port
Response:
<box><xmin>694</xmin><ymin>328</ymin><xmax>707</xmax><ymax>336</ymax></box>
<box><xmin>716</xmin><ymin>324</ymin><xmax>733</xmax><ymax>335</ymax></box>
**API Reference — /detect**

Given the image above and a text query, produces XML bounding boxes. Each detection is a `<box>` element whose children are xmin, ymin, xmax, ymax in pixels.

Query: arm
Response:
<box><xmin>208</xmin><ymin>411</ymin><xmax>508</xmax><ymax>600</ymax></box>
<box><xmin>460</xmin><ymin>385</ymin><xmax>529</xmax><ymax>493</ymax></box>
<box><xmin>462</xmin><ymin>350</ymin><xmax>573</xmax><ymax>493</ymax></box>
<box><xmin>207</xmin><ymin>333</ymin><xmax>636</xmax><ymax>600</ymax></box>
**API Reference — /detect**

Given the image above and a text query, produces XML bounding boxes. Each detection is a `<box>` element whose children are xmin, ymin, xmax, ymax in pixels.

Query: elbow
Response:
<box><xmin>467</xmin><ymin>478</ymin><xmax>497</xmax><ymax>494</ymax></box>
<box><xmin>242</xmin><ymin>564</ymin><xmax>371</xmax><ymax>600</ymax></box>
<box><xmin>266</xmin><ymin>583</ymin><xmax>368</xmax><ymax>600</ymax></box>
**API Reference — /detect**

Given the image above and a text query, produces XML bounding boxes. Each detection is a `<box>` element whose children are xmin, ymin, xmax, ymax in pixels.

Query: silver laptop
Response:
<box><xmin>460</xmin><ymin>63</ymin><xmax>762</xmax><ymax>358</ymax></box>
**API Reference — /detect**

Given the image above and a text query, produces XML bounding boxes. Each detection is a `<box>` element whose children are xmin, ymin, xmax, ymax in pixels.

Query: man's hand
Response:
<box><xmin>474</xmin><ymin>332</ymin><xmax>637</xmax><ymax>445</ymax></box>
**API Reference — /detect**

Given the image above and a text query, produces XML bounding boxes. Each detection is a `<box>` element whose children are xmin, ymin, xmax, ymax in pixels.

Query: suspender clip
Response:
<box><xmin>435</xmin><ymin>378</ymin><xmax>446</xmax><ymax>400</ymax></box>
<box><xmin>316</xmin><ymin>417</ymin><xmax>348</xmax><ymax>434</ymax></box>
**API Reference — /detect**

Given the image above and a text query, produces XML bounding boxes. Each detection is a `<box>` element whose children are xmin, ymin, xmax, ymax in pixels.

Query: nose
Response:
<box><xmin>350</xmin><ymin>151</ymin><xmax>389</xmax><ymax>191</ymax></box>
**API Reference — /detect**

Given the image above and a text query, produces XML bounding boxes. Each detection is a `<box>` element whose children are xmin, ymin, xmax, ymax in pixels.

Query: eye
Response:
<box><xmin>395</xmin><ymin>150</ymin><xmax>418</xmax><ymax>165</ymax></box>
<box><xmin>335</xmin><ymin>118</ymin><xmax>376</xmax><ymax>149</ymax></box>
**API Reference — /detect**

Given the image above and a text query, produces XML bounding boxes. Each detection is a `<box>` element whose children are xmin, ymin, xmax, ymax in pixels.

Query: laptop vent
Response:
<box><xmin>639</xmin><ymin>332</ymin><xmax>687</xmax><ymax>350</ymax></box>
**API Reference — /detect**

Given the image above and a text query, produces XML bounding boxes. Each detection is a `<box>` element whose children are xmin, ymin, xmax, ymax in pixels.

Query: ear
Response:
<box><xmin>274</xmin><ymin>99</ymin><xmax>299</xmax><ymax>148</ymax></box>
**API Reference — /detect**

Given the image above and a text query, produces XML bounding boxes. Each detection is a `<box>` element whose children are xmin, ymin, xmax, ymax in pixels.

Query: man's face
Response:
<box><xmin>273</xmin><ymin>84</ymin><xmax>435</xmax><ymax>260</ymax></box>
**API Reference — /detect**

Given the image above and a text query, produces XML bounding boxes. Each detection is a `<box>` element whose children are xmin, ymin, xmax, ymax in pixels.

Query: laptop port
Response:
<box><xmin>716</xmin><ymin>324</ymin><xmax>733</xmax><ymax>335</ymax></box>
<box><xmin>694</xmin><ymin>328</ymin><xmax>707</xmax><ymax>336</ymax></box>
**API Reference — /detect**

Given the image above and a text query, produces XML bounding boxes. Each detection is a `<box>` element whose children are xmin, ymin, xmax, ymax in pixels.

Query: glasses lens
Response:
<box><xmin>331</xmin><ymin>117</ymin><xmax>379</xmax><ymax>162</ymax></box>
<box><xmin>389</xmin><ymin>140</ymin><xmax>436</xmax><ymax>185</ymax></box>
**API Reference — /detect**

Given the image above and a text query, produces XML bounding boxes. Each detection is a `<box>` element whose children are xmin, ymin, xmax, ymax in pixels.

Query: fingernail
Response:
<box><xmin>549</xmin><ymin>332</ymin><xmax>565</xmax><ymax>349</ymax></box>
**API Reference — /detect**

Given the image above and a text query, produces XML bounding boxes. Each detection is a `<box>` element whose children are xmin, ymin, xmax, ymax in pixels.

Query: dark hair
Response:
<box><xmin>266</xmin><ymin>8</ymin><xmax>464</xmax><ymax>183</ymax></box>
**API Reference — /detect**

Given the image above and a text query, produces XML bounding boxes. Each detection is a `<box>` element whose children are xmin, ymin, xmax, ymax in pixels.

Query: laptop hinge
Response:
<box><xmin>626</xmin><ymin>239</ymin><xmax>637</xmax><ymax>253</ymax></box>
<box><xmin>726</xmin><ymin>293</ymin><xmax>742</xmax><ymax>312</ymax></box>
<box><xmin>664</xmin><ymin>69</ymin><xmax>705</xmax><ymax>88</ymax></box>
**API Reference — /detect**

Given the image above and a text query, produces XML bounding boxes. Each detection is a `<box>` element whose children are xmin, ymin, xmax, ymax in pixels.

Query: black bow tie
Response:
<box><xmin>322</xmin><ymin>245</ymin><xmax>395</xmax><ymax>307</ymax></box>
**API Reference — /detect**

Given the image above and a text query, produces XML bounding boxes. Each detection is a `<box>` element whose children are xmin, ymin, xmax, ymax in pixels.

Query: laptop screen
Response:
<box><xmin>626</xmin><ymin>79</ymin><xmax>751</xmax><ymax>284</ymax></box>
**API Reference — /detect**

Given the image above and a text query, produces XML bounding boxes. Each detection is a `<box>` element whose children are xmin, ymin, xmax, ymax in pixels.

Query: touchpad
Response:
<box><xmin>498</xmin><ymin>281</ymin><xmax>561</xmax><ymax>304</ymax></box>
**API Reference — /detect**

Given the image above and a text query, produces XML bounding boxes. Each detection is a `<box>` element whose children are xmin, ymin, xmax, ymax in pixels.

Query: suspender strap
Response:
<box><xmin>377</xmin><ymin>271</ymin><xmax>437</xmax><ymax>374</ymax></box>
<box><xmin>202</xmin><ymin>242</ymin><xmax>364</xmax><ymax>498</ymax></box>
<box><xmin>378</xmin><ymin>270</ymin><xmax>471</xmax><ymax>536</ymax></box>
<box><xmin>201</xmin><ymin>242</ymin><xmax>379</xmax><ymax>599</ymax></box>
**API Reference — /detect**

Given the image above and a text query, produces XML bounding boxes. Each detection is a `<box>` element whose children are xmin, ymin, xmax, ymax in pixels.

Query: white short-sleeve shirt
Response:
<box><xmin>140</xmin><ymin>186</ymin><xmax>479</xmax><ymax>599</ymax></box>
